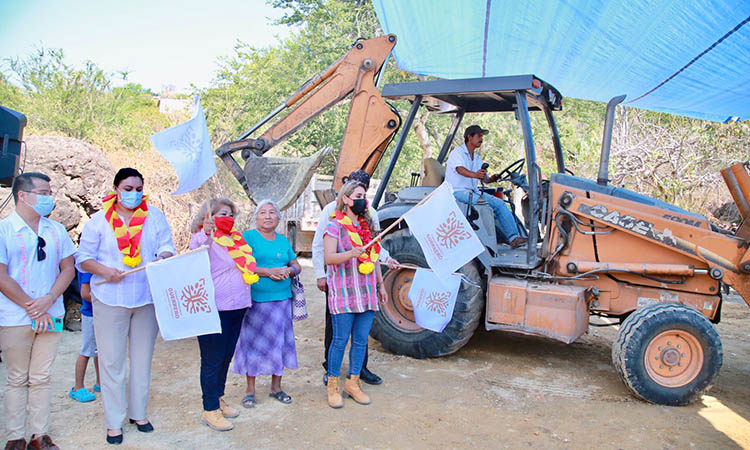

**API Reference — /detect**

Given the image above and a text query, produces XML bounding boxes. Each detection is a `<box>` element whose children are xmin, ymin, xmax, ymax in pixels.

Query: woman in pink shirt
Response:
<box><xmin>189</xmin><ymin>198</ymin><xmax>257</xmax><ymax>432</ymax></box>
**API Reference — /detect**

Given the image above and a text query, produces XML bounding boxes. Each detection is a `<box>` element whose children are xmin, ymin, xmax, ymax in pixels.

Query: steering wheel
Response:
<box><xmin>495</xmin><ymin>158</ymin><xmax>525</xmax><ymax>183</ymax></box>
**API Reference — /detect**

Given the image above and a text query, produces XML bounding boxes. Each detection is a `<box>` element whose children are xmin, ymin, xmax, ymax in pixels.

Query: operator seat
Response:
<box><xmin>421</xmin><ymin>157</ymin><xmax>445</xmax><ymax>186</ymax></box>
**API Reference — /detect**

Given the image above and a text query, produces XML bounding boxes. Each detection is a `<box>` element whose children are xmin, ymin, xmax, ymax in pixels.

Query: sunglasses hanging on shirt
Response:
<box><xmin>36</xmin><ymin>236</ymin><xmax>46</xmax><ymax>261</ymax></box>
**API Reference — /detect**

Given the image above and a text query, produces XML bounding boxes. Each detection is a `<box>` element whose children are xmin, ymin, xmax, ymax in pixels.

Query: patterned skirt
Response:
<box><xmin>232</xmin><ymin>298</ymin><xmax>298</xmax><ymax>377</ymax></box>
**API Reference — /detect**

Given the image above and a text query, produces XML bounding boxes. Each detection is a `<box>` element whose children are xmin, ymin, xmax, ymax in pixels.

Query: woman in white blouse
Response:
<box><xmin>77</xmin><ymin>168</ymin><xmax>175</xmax><ymax>445</ymax></box>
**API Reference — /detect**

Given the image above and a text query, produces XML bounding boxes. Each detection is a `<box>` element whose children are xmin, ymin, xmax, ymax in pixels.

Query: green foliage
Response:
<box><xmin>0</xmin><ymin>48</ymin><xmax>171</xmax><ymax>152</ymax></box>
<box><xmin>0</xmin><ymin>73</ymin><xmax>24</xmax><ymax>109</ymax></box>
<box><xmin>197</xmin><ymin>0</ymin><xmax>747</xmax><ymax>219</ymax></box>
<box><xmin>2</xmin><ymin>0</ymin><xmax>747</xmax><ymax>223</ymax></box>
<box><xmin>200</xmin><ymin>0</ymin><xmax>391</xmax><ymax>177</ymax></box>
<box><xmin>197</xmin><ymin>0</ymin><xmax>618</xmax><ymax>192</ymax></box>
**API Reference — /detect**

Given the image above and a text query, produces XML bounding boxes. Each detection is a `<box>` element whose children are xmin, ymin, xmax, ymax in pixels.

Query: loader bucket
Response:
<box><xmin>243</xmin><ymin>146</ymin><xmax>331</xmax><ymax>211</ymax></box>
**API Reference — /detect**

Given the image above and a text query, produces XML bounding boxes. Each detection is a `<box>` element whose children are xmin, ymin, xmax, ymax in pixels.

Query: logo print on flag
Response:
<box><xmin>171</xmin><ymin>125</ymin><xmax>202</xmax><ymax>164</ymax></box>
<box><xmin>146</xmin><ymin>247</ymin><xmax>221</xmax><ymax>341</ymax></box>
<box><xmin>150</xmin><ymin>97</ymin><xmax>217</xmax><ymax>195</ymax></box>
<box><xmin>435</xmin><ymin>212</ymin><xmax>472</xmax><ymax>249</ymax></box>
<box><xmin>181</xmin><ymin>279</ymin><xmax>211</xmax><ymax>314</ymax></box>
<box><xmin>408</xmin><ymin>269</ymin><xmax>461</xmax><ymax>332</ymax></box>
<box><xmin>423</xmin><ymin>291</ymin><xmax>451</xmax><ymax>316</ymax></box>
<box><xmin>404</xmin><ymin>182</ymin><xmax>485</xmax><ymax>282</ymax></box>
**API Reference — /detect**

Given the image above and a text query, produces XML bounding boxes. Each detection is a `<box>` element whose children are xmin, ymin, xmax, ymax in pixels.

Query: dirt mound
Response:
<box><xmin>0</xmin><ymin>135</ymin><xmax>113</xmax><ymax>236</ymax></box>
<box><xmin>0</xmin><ymin>134</ymin><xmax>265</xmax><ymax>329</ymax></box>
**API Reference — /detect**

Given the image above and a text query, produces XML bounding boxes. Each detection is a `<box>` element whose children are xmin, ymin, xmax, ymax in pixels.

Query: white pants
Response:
<box><xmin>92</xmin><ymin>297</ymin><xmax>159</xmax><ymax>430</ymax></box>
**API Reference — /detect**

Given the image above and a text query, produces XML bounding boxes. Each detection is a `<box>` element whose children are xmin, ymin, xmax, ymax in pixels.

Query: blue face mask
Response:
<box><xmin>30</xmin><ymin>194</ymin><xmax>55</xmax><ymax>217</ymax></box>
<box><xmin>119</xmin><ymin>190</ymin><xmax>143</xmax><ymax>209</ymax></box>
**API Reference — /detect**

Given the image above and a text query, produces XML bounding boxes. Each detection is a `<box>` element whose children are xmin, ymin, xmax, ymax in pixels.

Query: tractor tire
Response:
<box><xmin>612</xmin><ymin>302</ymin><xmax>722</xmax><ymax>406</ymax></box>
<box><xmin>370</xmin><ymin>229</ymin><xmax>485</xmax><ymax>359</ymax></box>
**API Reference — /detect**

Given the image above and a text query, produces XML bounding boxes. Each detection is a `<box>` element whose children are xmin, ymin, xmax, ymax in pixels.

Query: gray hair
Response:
<box><xmin>253</xmin><ymin>199</ymin><xmax>281</xmax><ymax>223</ymax></box>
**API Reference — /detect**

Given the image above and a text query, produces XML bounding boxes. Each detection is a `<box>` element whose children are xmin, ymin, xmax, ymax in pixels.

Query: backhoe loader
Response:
<box><xmin>215</xmin><ymin>34</ymin><xmax>400</xmax><ymax>210</ymax></box>
<box><xmin>217</xmin><ymin>36</ymin><xmax>750</xmax><ymax>406</ymax></box>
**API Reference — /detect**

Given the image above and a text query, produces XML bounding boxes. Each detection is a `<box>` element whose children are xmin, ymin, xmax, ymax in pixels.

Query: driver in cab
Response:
<box><xmin>445</xmin><ymin>125</ymin><xmax>527</xmax><ymax>248</ymax></box>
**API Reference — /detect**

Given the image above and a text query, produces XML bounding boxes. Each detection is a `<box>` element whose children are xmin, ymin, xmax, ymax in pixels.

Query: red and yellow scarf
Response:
<box><xmin>333</xmin><ymin>210</ymin><xmax>380</xmax><ymax>274</ymax></box>
<box><xmin>213</xmin><ymin>226</ymin><xmax>259</xmax><ymax>285</ymax></box>
<box><xmin>102</xmin><ymin>192</ymin><xmax>148</xmax><ymax>268</ymax></box>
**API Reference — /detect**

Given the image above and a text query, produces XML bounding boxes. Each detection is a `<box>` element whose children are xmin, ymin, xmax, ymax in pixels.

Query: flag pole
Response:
<box><xmin>94</xmin><ymin>266</ymin><xmax>146</xmax><ymax>285</ymax></box>
<box><xmin>363</xmin><ymin>187</ymin><xmax>440</xmax><ymax>250</ymax></box>
<box><xmin>377</xmin><ymin>261</ymin><xmax>481</xmax><ymax>288</ymax></box>
<box><xmin>380</xmin><ymin>261</ymin><xmax>425</xmax><ymax>271</ymax></box>
<box><xmin>94</xmin><ymin>245</ymin><xmax>209</xmax><ymax>285</ymax></box>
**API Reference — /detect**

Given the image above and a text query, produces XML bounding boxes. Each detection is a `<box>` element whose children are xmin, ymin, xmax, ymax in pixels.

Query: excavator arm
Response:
<box><xmin>215</xmin><ymin>34</ymin><xmax>400</xmax><ymax>209</ymax></box>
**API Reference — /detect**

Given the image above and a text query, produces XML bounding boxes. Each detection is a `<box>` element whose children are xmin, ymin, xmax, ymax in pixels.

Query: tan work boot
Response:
<box><xmin>343</xmin><ymin>374</ymin><xmax>371</xmax><ymax>405</ymax></box>
<box><xmin>201</xmin><ymin>409</ymin><xmax>234</xmax><ymax>431</ymax></box>
<box><xmin>327</xmin><ymin>375</ymin><xmax>344</xmax><ymax>408</ymax></box>
<box><xmin>219</xmin><ymin>397</ymin><xmax>240</xmax><ymax>418</ymax></box>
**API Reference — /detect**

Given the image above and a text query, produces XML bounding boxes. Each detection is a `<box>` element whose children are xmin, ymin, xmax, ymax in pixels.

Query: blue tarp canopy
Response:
<box><xmin>373</xmin><ymin>0</ymin><xmax>750</xmax><ymax>122</ymax></box>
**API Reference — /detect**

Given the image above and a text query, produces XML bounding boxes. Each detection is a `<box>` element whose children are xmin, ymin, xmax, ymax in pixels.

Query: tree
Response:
<box><xmin>4</xmin><ymin>0</ymin><xmax>745</xmax><ymax>226</ymax></box>
<box><xmin>1</xmin><ymin>48</ymin><xmax>170</xmax><ymax>153</ymax></box>
<box><xmin>199</xmin><ymin>0</ymin><xmax>425</xmax><ymax>180</ymax></box>
<box><xmin>199</xmin><ymin>0</ymin><xmax>749</xmax><ymax>222</ymax></box>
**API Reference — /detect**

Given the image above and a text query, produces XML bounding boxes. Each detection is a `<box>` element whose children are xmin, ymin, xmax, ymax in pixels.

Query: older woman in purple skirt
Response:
<box><xmin>233</xmin><ymin>200</ymin><xmax>301</xmax><ymax>408</ymax></box>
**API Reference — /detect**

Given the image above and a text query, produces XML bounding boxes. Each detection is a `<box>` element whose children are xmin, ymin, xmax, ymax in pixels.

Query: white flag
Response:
<box><xmin>146</xmin><ymin>247</ymin><xmax>221</xmax><ymax>341</ymax></box>
<box><xmin>408</xmin><ymin>269</ymin><xmax>462</xmax><ymax>332</ymax></box>
<box><xmin>150</xmin><ymin>97</ymin><xmax>216</xmax><ymax>194</ymax></box>
<box><xmin>403</xmin><ymin>182</ymin><xmax>485</xmax><ymax>282</ymax></box>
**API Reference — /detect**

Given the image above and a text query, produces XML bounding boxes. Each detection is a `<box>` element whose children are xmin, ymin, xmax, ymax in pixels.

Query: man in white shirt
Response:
<box><xmin>311</xmin><ymin>170</ymin><xmax>397</xmax><ymax>386</ymax></box>
<box><xmin>445</xmin><ymin>125</ymin><xmax>526</xmax><ymax>248</ymax></box>
<box><xmin>0</xmin><ymin>172</ymin><xmax>77</xmax><ymax>450</ymax></box>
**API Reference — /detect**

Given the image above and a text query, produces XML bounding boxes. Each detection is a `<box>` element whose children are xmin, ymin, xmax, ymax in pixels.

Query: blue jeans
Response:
<box><xmin>454</xmin><ymin>190</ymin><xmax>520</xmax><ymax>243</ymax></box>
<box><xmin>327</xmin><ymin>311</ymin><xmax>375</xmax><ymax>377</ymax></box>
<box><xmin>197</xmin><ymin>308</ymin><xmax>246</xmax><ymax>411</ymax></box>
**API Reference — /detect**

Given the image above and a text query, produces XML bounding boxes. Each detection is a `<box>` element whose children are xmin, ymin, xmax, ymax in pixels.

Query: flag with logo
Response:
<box><xmin>403</xmin><ymin>182</ymin><xmax>485</xmax><ymax>282</ymax></box>
<box><xmin>408</xmin><ymin>268</ymin><xmax>462</xmax><ymax>332</ymax></box>
<box><xmin>146</xmin><ymin>247</ymin><xmax>221</xmax><ymax>340</ymax></box>
<box><xmin>150</xmin><ymin>97</ymin><xmax>216</xmax><ymax>195</ymax></box>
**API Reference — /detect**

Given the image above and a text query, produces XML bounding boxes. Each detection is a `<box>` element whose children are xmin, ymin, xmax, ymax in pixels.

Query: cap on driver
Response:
<box><xmin>464</xmin><ymin>125</ymin><xmax>489</xmax><ymax>140</ymax></box>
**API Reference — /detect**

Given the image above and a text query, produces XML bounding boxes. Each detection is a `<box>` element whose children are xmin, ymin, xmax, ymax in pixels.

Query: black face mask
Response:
<box><xmin>350</xmin><ymin>198</ymin><xmax>367</xmax><ymax>215</ymax></box>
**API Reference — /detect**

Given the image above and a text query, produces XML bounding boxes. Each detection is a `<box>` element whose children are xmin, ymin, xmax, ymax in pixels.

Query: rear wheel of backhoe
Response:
<box><xmin>612</xmin><ymin>302</ymin><xmax>722</xmax><ymax>406</ymax></box>
<box><xmin>370</xmin><ymin>229</ymin><xmax>485</xmax><ymax>358</ymax></box>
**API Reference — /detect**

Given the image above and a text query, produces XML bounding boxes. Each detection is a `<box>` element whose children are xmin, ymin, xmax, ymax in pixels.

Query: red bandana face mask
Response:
<box><xmin>214</xmin><ymin>216</ymin><xmax>235</xmax><ymax>234</ymax></box>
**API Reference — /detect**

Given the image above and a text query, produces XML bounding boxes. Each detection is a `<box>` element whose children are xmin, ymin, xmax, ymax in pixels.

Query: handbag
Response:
<box><xmin>291</xmin><ymin>275</ymin><xmax>308</xmax><ymax>321</ymax></box>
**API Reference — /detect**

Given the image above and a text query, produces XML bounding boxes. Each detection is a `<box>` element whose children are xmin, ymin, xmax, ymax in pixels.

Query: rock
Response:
<box><xmin>712</xmin><ymin>201</ymin><xmax>741</xmax><ymax>224</ymax></box>
<box><xmin>0</xmin><ymin>136</ymin><xmax>113</xmax><ymax>327</ymax></box>
<box><xmin>0</xmin><ymin>135</ymin><xmax>114</xmax><ymax>236</ymax></box>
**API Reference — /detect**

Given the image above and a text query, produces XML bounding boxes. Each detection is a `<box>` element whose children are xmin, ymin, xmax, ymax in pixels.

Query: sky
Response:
<box><xmin>0</xmin><ymin>0</ymin><xmax>293</xmax><ymax>93</ymax></box>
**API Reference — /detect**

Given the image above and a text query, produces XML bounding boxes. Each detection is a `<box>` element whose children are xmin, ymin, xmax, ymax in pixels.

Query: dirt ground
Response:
<box><xmin>2</xmin><ymin>258</ymin><xmax>750</xmax><ymax>449</ymax></box>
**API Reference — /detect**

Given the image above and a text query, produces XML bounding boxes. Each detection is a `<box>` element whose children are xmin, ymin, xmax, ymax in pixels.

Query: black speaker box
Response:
<box><xmin>0</xmin><ymin>106</ymin><xmax>27</xmax><ymax>187</ymax></box>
